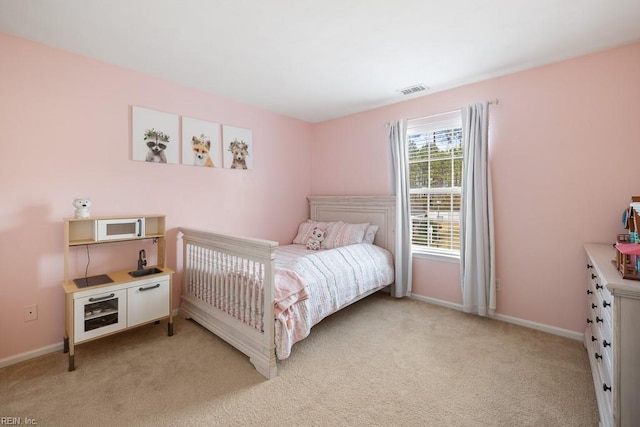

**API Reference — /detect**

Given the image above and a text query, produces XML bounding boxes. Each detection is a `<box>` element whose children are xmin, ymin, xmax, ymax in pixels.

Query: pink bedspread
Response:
<box><xmin>273</xmin><ymin>268</ymin><xmax>309</xmax><ymax>321</ymax></box>
<box><xmin>273</xmin><ymin>243</ymin><xmax>394</xmax><ymax>359</ymax></box>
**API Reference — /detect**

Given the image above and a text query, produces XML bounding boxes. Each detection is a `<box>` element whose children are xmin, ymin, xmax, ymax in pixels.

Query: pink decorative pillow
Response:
<box><xmin>322</xmin><ymin>222</ymin><xmax>369</xmax><ymax>249</ymax></box>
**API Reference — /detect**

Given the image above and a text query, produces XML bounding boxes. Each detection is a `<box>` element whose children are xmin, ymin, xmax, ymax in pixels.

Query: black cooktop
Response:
<box><xmin>73</xmin><ymin>274</ymin><xmax>113</xmax><ymax>288</ymax></box>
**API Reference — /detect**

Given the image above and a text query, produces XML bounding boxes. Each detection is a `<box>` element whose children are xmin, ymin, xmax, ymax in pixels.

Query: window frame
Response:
<box><xmin>406</xmin><ymin>112</ymin><xmax>463</xmax><ymax>260</ymax></box>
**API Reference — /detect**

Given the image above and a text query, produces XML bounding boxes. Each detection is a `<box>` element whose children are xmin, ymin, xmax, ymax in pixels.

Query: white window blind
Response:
<box><xmin>407</xmin><ymin>111</ymin><xmax>463</xmax><ymax>256</ymax></box>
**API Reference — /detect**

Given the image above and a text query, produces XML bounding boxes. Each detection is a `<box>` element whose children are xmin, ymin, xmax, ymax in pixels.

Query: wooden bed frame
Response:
<box><xmin>178</xmin><ymin>195</ymin><xmax>396</xmax><ymax>378</ymax></box>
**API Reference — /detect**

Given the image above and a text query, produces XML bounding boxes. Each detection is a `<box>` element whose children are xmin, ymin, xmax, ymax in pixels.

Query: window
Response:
<box><xmin>407</xmin><ymin>111</ymin><xmax>463</xmax><ymax>257</ymax></box>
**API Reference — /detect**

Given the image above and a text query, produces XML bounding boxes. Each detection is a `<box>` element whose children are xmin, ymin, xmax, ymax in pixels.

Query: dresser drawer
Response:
<box><xmin>600</xmin><ymin>359</ymin><xmax>613</xmax><ymax>424</ymax></box>
<box><xmin>599</xmin><ymin>290</ymin><xmax>613</xmax><ymax>325</ymax></box>
<box><xmin>588</xmin><ymin>268</ymin><xmax>604</xmax><ymax>293</ymax></box>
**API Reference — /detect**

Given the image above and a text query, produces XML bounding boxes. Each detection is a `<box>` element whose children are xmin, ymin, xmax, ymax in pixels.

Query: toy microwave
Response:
<box><xmin>96</xmin><ymin>217</ymin><xmax>145</xmax><ymax>241</ymax></box>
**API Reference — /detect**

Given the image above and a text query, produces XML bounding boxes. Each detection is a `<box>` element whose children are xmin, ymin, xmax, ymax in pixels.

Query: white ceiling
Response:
<box><xmin>1</xmin><ymin>1</ymin><xmax>640</xmax><ymax>122</ymax></box>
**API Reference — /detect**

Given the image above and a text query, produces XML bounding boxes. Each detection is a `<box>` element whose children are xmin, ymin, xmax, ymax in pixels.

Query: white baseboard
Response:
<box><xmin>1</xmin><ymin>309</ymin><xmax>182</xmax><ymax>369</ymax></box>
<box><xmin>0</xmin><ymin>304</ymin><xmax>582</xmax><ymax>369</ymax></box>
<box><xmin>0</xmin><ymin>342</ymin><xmax>64</xmax><ymax>369</ymax></box>
<box><xmin>409</xmin><ymin>294</ymin><xmax>463</xmax><ymax>311</ymax></box>
<box><xmin>409</xmin><ymin>294</ymin><xmax>583</xmax><ymax>341</ymax></box>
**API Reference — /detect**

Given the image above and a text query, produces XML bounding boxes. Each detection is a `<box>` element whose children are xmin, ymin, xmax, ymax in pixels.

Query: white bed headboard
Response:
<box><xmin>308</xmin><ymin>196</ymin><xmax>396</xmax><ymax>256</ymax></box>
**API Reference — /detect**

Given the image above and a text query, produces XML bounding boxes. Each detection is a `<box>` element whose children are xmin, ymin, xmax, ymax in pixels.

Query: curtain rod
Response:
<box><xmin>406</xmin><ymin>98</ymin><xmax>499</xmax><ymax>122</ymax></box>
<box><xmin>384</xmin><ymin>99</ymin><xmax>499</xmax><ymax>127</ymax></box>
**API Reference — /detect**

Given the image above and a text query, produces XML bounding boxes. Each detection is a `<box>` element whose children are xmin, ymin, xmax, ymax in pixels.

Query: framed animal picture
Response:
<box><xmin>222</xmin><ymin>125</ymin><xmax>253</xmax><ymax>169</ymax></box>
<box><xmin>131</xmin><ymin>106</ymin><xmax>179</xmax><ymax>164</ymax></box>
<box><xmin>181</xmin><ymin>117</ymin><xmax>221</xmax><ymax>168</ymax></box>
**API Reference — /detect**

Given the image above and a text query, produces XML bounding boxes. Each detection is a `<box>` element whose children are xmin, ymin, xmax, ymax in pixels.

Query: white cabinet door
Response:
<box><xmin>127</xmin><ymin>277</ymin><xmax>170</xmax><ymax>327</ymax></box>
<box><xmin>74</xmin><ymin>289</ymin><xmax>127</xmax><ymax>343</ymax></box>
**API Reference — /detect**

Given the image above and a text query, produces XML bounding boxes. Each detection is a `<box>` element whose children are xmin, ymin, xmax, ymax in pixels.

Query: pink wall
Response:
<box><xmin>2</xmin><ymin>30</ymin><xmax>639</xmax><ymax>364</ymax></box>
<box><xmin>0</xmin><ymin>33</ymin><xmax>312</xmax><ymax>360</ymax></box>
<box><xmin>312</xmin><ymin>42</ymin><xmax>640</xmax><ymax>332</ymax></box>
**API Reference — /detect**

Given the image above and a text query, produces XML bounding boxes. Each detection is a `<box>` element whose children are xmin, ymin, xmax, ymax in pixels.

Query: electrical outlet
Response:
<box><xmin>24</xmin><ymin>305</ymin><xmax>38</xmax><ymax>322</ymax></box>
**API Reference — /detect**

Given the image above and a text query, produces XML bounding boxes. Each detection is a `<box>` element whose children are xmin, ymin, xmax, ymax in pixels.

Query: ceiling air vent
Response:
<box><xmin>397</xmin><ymin>84</ymin><xmax>428</xmax><ymax>95</ymax></box>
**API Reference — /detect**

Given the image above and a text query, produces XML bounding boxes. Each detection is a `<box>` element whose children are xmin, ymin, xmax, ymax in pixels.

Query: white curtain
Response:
<box><xmin>460</xmin><ymin>103</ymin><xmax>496</xmax><ymax>315</ymax></box>
<box><xmin>388</xmin><ymin>120</ymin><xmax>412</xmax><ymax>297</ymax></box>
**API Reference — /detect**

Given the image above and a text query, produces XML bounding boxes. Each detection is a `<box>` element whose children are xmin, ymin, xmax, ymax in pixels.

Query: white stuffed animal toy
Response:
<box><xmin>73</xmin><ymin>198</ymin><xmax>92</xmax><ymax>218</ymax></box>
<box><xmin>306</xmin><ymin>226</ymin><xmax>325</xmax><ymax>251</ymax></box>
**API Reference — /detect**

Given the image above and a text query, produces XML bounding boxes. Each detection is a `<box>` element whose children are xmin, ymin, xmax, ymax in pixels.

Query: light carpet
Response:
<box><xmin>0</xmin><ymin>293</ymin><xmax>598</xmax><ymax>426</ymax></box>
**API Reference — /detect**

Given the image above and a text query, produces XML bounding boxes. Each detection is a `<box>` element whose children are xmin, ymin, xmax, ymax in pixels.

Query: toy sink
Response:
<box><xmin>128</xmin><ymin>267</ymin><xmax>163</xmax><ymax>277</ymax></box>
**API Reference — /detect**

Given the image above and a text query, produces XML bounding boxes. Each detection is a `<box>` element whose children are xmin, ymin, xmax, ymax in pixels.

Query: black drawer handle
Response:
<box><xmin>603</xmin><ymin>301</ymin><xmax>611</xmax><ymax>308</ymax></box>
<box><xmin>139</xmin><ymin>283</ymin><xmax>161</xmax><ymax>292</ymax></box>
<box><xmin>587</xmin><ymin>263</ymin><xmax>593</xmax><ymax>269</ymax></box>
<box><xmin>591</xmin><ymin>336</ymin><xmax>597</xmax><ymax>342</ymax></box>
<box><xmin>587</xmin><ymin>318</ymin><xmax>593</xmax><ymax>324</ymax></box>
<box><xmin>603</xmin><ymin>384</ymin><xmax>611</xmax><ymax>392</ymax></box>
<box><xmin>591</xmin><ymin>274</ymin><xmax>597</xmax><ymax>279</ymax></box>
<box><xmin>89</xmin><ymin>293</ymin><xmax>115</xmax><ymax>302</ymax></box>
<box><xmin>587</xmin><ymin>289</ymin><xmax>593</xmax><ymax>295</ymax></box>
<box><xmin>603</xmin><ymin>340</ymin><xmax>611</xmax><ymax>347</ymax></box>
<box><xmin>595</xmin><ymin>353</ymin><xmax>602</xmax><ymax>360</ymax></box>
<box><xmin>591</xmin><ymin>303</ymin><xmax>597</xmax><ymax>309</ymax></box>
<box><xmin>596</xmin><ymin>283</ymin><xmax>603</xmax><ymax>290</ymax></box>
<box><xmin>596</xmin><ymin>316</ymin><xmax>603</xmax><ymax>323</ymax></box>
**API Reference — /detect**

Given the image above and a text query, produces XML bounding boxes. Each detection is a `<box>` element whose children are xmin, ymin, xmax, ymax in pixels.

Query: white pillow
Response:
<box><xmin>362</xmin><ymin>225</ymin><xmax>379</xmax><ymax>244</ymax></box>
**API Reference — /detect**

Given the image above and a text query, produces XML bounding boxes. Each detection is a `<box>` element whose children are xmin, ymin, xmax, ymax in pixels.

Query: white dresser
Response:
<box><xmin>584</xmin><ymin>244</ymin><xmax>640</xmax><ymax>427</ymax></box>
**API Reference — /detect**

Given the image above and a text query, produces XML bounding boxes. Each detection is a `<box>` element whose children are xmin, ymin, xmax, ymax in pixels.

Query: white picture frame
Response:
<box><xmin>181</xmin><ymin>117</ymin><xmax>221</xmax><ymax>168</ymax></box>
<box><xmin>222</xmin><ymin>125</ymin><xmax>253</xmax><ymax>169</ymax></box>
<box><xmin>131</xmin><ymin>106</ymin><xmax>179</xmax><ymax>164</ymax></box>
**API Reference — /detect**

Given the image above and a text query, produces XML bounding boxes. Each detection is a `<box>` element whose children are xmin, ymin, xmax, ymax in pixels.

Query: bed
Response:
<box><xmin>178</xmin><ymin>195</ymin><xmax>396</xmax><ymax>378</ymax></box>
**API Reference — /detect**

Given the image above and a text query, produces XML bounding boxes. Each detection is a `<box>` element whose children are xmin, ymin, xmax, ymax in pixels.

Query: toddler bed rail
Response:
<box><xmin>179</xmin><ymin>228</ymin><xmax>279</xmax><ymax>378</ymax></box>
